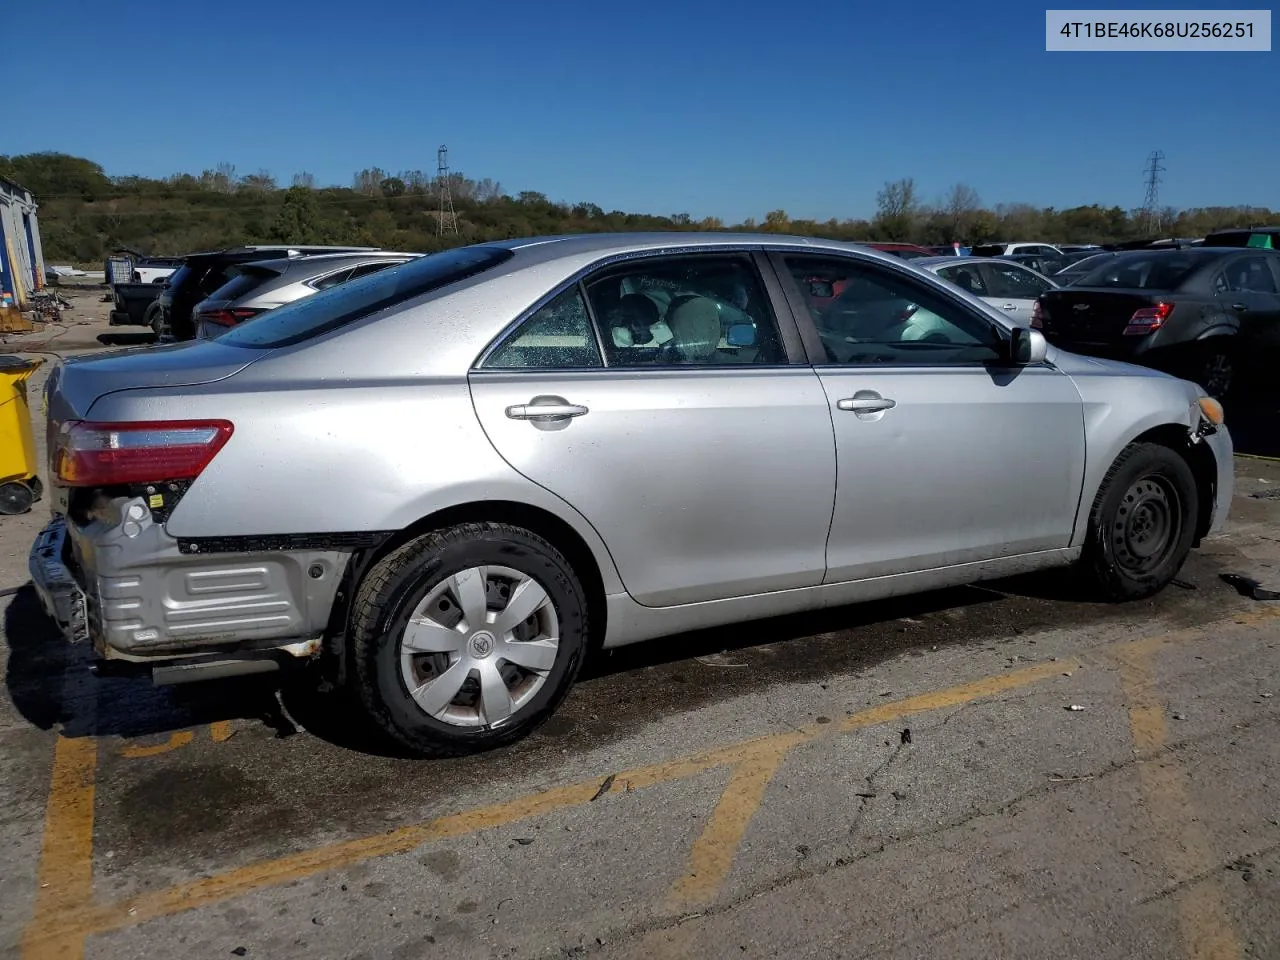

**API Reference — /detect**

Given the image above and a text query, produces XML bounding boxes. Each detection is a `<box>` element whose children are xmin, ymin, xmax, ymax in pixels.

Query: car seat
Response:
<box><xmin>661</xmin><ymin>295</ymin><xmax>721</xmax><ymax>363</ymax></box>
<box><xmin>609</xmin><ymin>293</ymin><xmax>660</xmax><ymax>347</ymax></box>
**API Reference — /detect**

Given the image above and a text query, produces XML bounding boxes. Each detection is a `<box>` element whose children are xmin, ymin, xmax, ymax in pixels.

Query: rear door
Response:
<box><xmin>978</xmin><ymin>261</ymin><xmax>1054</xmax><ymax>325</ymax></box>
<box><xmin>1216</xmin><ymin>254</ymin><xmax>1280</xmax><ymax>353</ymax></box>
<box><xmin>469</xmin><ymin>250</ymin><xmax>837</xmax><ymax>607</ymax></box>
<box><xmin>770</xmin><ymin>250</ymin><xmax>1085</xmax><ymax>584</ymax></box>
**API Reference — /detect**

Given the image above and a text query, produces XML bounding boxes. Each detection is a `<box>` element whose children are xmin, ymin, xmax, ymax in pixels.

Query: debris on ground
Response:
<box><xmin>694</xmin><ymin>652</ymin><xmax>749</xmax><ymax>668</ymax></box>
<box><xmin>1066</xmin><ymin>704</ymin><xmax>1086</xmax><ymax>712</ymax></box>
<box><xmin>1170</xmin><ymin>578</ymin><xmax>1197</xmax><ymax>590</ymax></box>
<box><xmin>900</xmin><ymin>728</ymin><xmax>912</xmax><ymax>745</ymax></box>
<box><xmin>1220</xmin><ymin>573</ymin><xmax>1280</xmax><ymax>601</ymax></box>
<box><xmin>590</xmin><ymin>774</ymin><xmax>616</xmax><ymax>802</ymax></box>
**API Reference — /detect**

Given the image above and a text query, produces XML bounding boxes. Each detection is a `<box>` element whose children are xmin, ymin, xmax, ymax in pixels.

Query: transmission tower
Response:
<box><xmin>1141</xmin><ymin>150</ymin><xmax>1165</xmax><ymax>235</ymax></box>
<box><xmin>436</xmin><ymin>144</ymin><xmax>458</xmax><ymax>236</ymax></box>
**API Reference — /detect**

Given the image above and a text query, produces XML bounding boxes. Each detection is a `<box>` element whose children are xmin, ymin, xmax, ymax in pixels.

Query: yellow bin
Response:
<box><xmin>0</xmin><ymin>355</ymin><xmax>45</xmax><ymax>515</ymax></box>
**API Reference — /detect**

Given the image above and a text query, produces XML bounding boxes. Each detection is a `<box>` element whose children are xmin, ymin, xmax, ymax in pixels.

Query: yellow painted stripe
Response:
<box><xmin>1116</xmin><ymin>646</ymin><xmax>1241</xmax><ymax>960</ymax></box>
<box><xmin>21</xmin><ymin>736</ymin><xmax>98</xmax><ymax>960</ymax></box>
<box><xmin>665</xmin><ymin>738</ymin><xmax>800</xmax><ymax>913</ymax></box>
<box><xmin>209</xmin><ymin>721</ymin><xmax>234</xmax><ymax>743</ymax></box>
<box><xmin>120</xmin><ymin>730</ymin><xmax>194</xmax><ymax>759</ymax></box>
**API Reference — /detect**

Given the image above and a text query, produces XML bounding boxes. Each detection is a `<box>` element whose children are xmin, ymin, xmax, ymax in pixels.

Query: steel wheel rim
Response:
<box><xmin>398</xmin><ymin>564</ymin><xmax>560</xmax><ymax>728</ymax></box>
<box><xmin>1112</xmin><ymin>476</ymin><xmax>1181</xmax><ymax>576</ymax></box>
<box><xmin>1201</xmin><ymin>352</ymin><xmax>1232</xmax><ymax>397</ymax></box>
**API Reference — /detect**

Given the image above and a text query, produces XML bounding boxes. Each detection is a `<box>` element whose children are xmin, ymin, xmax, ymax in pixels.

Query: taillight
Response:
<box><xmin>1124</xmin><ymin>302</ymin><xmax>1174</xmax><ymax>336</ymax></box>
<box><xmin>54</xmin><ymin>420</ymin><xmax>233</xmax><ymax>487</ymax></box>
<box><xmin>201</xmin><ymin>308</ymin><xmax>261</xmax><ymax>328</ymax></box>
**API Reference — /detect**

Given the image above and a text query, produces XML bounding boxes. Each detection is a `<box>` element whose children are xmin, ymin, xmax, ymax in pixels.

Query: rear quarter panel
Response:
<box><xmin>84</xmin><ymin>376</ymin><xmax>627</xmax><ymax>595</ymax></box>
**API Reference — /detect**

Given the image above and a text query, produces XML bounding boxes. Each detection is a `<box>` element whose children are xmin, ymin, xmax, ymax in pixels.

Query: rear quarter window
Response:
<box><xmin>218</xmin><ymin>246</ymin><xmax>514</xmax><ymax>348</ymax></box>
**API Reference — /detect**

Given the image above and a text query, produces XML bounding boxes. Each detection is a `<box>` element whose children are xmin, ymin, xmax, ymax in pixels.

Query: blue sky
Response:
<box><xmin>8</xmin><ymin>0</ymin><xmax>1276</xmax><ymax>222</ymax></box>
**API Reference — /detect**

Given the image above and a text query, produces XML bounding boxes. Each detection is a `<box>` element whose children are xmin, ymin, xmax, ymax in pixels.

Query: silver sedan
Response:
<box><xmin>914</xmin><ymin>255</ymin><xmax>1058</xmax><ymax>327</ymax></box>
<box><xmin>32</xmin><ymin>233</ymin><xmax>1233</xmax><ymax>756</ymax></box>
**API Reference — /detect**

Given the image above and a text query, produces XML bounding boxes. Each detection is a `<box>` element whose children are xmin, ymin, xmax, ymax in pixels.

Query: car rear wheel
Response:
<box><xmin>1189</xmin><ymin>339</ymin><xmax>1235</xmax><ymax>400</ymax></box>
<box><xmin>1080</xmin><ymin>442</ymin><xmax>1198</xmax><ymax>601</ymax></box>
<box><xmin>351</xmin><ymin>522</ymin><xmax>589</xmax><ymax>757</ymax></box>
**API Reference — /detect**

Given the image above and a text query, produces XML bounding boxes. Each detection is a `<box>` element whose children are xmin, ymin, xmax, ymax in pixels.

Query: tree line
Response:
<box><xmin>3</xmin><ymin>152</ymin><xmax>1276</xmax><ymax>265</ymax></box>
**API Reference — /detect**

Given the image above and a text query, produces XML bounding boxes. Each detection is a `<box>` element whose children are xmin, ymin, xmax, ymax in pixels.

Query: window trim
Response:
<box><xmin>472</xmin><ymin>247</ymin><xmax>809</xmax><ymax>373</ymax></box>
<box><xmin>766</xmin><ymin>249</ymin><xmax>1025</xmax><ymax>370</ymax></box>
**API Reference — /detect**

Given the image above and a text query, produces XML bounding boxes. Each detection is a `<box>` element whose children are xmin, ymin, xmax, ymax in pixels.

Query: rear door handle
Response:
<box><xmin>836</xmin><ymin>397</ymin><xmax>896</xmax><ymax>412</ymax></box>
<box><xmin>505</xmin><ymin>397</ymin><xmax>589</xmax><ymax>420</ymax></box>
<box><xmin>1230</xmin><ymin>303</ymin><xmax>1248</xmax><ymax>312</ymax></box>
<box><xmin>1001</xmin><ymin>303</ymin><xmax>1018</xmax><ymax>311</ymax></box>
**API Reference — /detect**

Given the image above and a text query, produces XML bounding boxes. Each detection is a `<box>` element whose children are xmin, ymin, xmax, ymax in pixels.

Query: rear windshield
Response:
<box><xmin>1202</xmin><ymin>231</ymin><xmax>1276</xmax><ymax>249</ymax></box>
<box><xmin>218</xmin><ymin>246</ymin><xmax>514</xmax><ymax>348</ymax></box>
<box><xmin>205</xmin><ymin>266</ymin><xmax>278</xmax><ymax>304</ymax></box>
<box><xmin>1075</xmin><ymin>253</ymin><xmax>1201</xmax><ymax>290</ymax></box>
<box><xmin>888</xmin><ymin>249</ymin><xmax>929</xmax><ymax>260</ymax></box>
<box><xmin>971</xmin><ymin>245</ymin><xmax>1005</xmax><ymax>257</ymax></box>
<box><xmin>165</xmin><ymin>264</ymin><xmax>194</xmax><ymax>291</ymax></box>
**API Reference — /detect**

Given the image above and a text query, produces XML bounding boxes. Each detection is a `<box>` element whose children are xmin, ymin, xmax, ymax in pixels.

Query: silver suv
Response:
<box><xmin>193</xmin><ymin>251</ymin><xmax>421</xmax><ymax>339</ymax></box>
<box><xmin>30</xmin><ymin>233</ymin><xmax>1233</xmax><ymax>757</ymax></box>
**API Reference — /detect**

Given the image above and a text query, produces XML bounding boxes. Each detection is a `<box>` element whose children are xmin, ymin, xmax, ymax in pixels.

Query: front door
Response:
<box><xmin>979</xmin><ymin>260</ymin><xmax>1055</xmax><ymax>326</ymax></box>
<box><xmin>470</xmin><ymin>251</ymin><xmax>837</xmax><ymax>607</ymax></box>
<box><xmin>772</xmin><ymin>251</ymin><xmax>1086</xmax><ymax>583</ymax></box>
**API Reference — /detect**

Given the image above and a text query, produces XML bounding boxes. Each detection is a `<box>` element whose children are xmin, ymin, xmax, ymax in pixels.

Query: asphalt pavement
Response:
<box><xmin>1</xmin><ymin>287</ymin><xmax>1279</xmax><ymax>960</ymax></box>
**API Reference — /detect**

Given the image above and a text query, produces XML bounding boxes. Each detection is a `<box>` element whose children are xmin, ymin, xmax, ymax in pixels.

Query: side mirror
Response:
<box><xmin>1009</xmin><ymin>326</ymin><xmax>1048</xmax><ymax>365</ymax></box>
<box><xmin>726</xmin><ymin>323</ymin><xmax>756</xmax><ymax>347</ymax></box>
<box><xmin>808</xmin><ymin>280</ymin><xmax>834</xmax><ymax>299</ymax></box>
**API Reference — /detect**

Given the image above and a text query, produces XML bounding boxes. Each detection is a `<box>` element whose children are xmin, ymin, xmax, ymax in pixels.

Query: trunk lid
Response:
<box><xmin>1037</xmin><ymin>287</ymin><xmax>1160</xmax><ymax>342</ymax></box>
<box><xmin>48</xmin><ymin>340</ymin><xmax>267</xmax><ymax>422</ymax></box>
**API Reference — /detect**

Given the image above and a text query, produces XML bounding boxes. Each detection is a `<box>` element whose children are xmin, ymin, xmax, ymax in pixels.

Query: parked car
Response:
<box><xmin>193</xmin><ymin>251</ymin><xmax>422</xmax><ymax>339</ymax></box>
<box><xmin>1033</xmin><ymin>247</ymin><xmax>1280</xmax><ymax>398</ymax></box>
<box><xmin>971</xmin><ymin>242</ymin><xmax>1064</xmax><ymax>258</ymax></box>
<box><xmin>132</xmin><ymin>256</ymin><xmax>184</xmax><ymax>284</ymax></box>
<box><xmin>914</xmin><ymin>255</ymin><xmax>1057</xmax><ymax>326</ymax></box>
<box><xmin>861</xmin><ymin>242</ymin><xmax>935</xmax><ymax>260</ymax></box>
<box><xmin>153</xmin><ymin>245</ymin><xmax>378</xmax><ymax>341</ymax></box>
<box><xmin>108</xmin><ymin>281</ymin><xmax>167</xmax><ymax>327</ymax></box>
<box><xmin>1057</xmin><ymin>244</ymin><xmax>1102</xmax><ymax>254</ymax></box>
<box><xmin>31</xmin><ymin>232</ymin><xmax>1231</xmax><ymax>757</ymax></box>
<box><xmin>1201</xmin><ymin>227</ymin><xmax>1279</xmax><ymax>250</ymax></box>
<box><xmin>1052</xmin><ymin>251</ymin><xmax>1127</xmax><ymax>286</ymax></box>
<box><xmin>1001</xmin><ymin>252</ymin><xmax>1068</xmax><ymax>277</ymax></box>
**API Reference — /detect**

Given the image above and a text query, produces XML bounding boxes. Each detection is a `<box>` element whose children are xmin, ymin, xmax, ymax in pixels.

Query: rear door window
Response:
<box><xmin>982</xmin><ymin>263</ymin><xmax>1051</xmax><ymax>299</ymax></box>
<box><xmin>936</xmin><ymin>264</ymin><xmax>988</xmax><ymax>296</ymax></box>
<box><xmin>219</xmin><ymin>246</ymin><xmax>514</xmax><ymax>348</ymax></box>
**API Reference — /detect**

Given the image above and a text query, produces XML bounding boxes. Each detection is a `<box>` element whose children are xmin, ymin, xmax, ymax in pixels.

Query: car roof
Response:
<box><xmin>912</xmin><ymin>256</ymin><xmax>1008</xmax><ymax>268</ymax></box>
<box><xmin>249</xmin><ymin>251</ymin><xmax>423</xmax><ymax>273</ymax></box>
<box><xmin>474</xmin><ymin>232</ymin><xmax>912</xmax><ymax>265</ymax></box>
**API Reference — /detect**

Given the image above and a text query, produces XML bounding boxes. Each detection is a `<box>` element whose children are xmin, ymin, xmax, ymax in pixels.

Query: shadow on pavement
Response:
<box><xmin>96</xmin><ymin>332</ymin><xmax>156</xmax><ymax>347</ymax></box>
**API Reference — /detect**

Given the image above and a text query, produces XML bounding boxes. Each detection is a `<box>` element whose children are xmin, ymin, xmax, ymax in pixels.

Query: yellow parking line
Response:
<box><xmin>210</xmin><ymin>721</ymin><xmax>234</xmax><ymax>743</ymax></box>
<box><xmin>120</xmin><ymin>730</ymin><xmax>194</xmax><ymax>759</ymax></box>
<box><xmin>1116</xmin><ymin>644</ymin><xmax>1242</xmax><ymax>960</ymax></box>
<box><xmin>21</xmin><ymin>736</ymin><xmax>98</xmax><ymax>960</ymax></box>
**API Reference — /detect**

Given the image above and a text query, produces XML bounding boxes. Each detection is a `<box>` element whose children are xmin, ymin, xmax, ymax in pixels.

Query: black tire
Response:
<box><xmin>1186</xmin><ymin>338</ymin><xmax>1235</xmax><ymax>400</ymax></box>
<box><xmin>1080</xmin><ymin>442</ymin><xmax>1198</xmax><ymax>601</ymax></box>
<box><xmin>351</xmin><ymin>522</ymin><xmax>589</xmax><ymax>757</ymax></box>
<box><xmin>0</xmin><ymin>481</ymin><xmax>34</xmax><ymax>516</ymax></box>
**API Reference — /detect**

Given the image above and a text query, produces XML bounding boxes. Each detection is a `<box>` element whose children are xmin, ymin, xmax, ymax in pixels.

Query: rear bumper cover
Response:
<box><xmin>28</xmin><ymin>502</ymin><xmax>350</xmax><ymax>660</ymax></box>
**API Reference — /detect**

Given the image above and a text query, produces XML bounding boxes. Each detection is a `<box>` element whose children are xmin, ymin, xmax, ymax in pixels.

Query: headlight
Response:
<box><xmin>1197</xmin><ymin>396</ymin><xmax>1225</xmax><ymax>426</ymax></box>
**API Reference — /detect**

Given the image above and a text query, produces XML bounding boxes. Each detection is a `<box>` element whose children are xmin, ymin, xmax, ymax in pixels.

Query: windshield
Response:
<box><xmin>1075</xmin><ymin>253</ymin><xmax>1201</xmax><ymax>290</ymax></box>
<box><xmin>218</xmin><ymin>246</ymin><xmax>514</xmax><ymax>348</ymax></box>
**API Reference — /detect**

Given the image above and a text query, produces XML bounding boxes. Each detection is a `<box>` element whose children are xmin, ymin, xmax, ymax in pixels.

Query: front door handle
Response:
<box><xmin>836</xmin><ymin>396</ymin><xmax>896</xmax><ymax>413</ymax></box>
<box><xmin>1001</xmin><ymin>303</ymin><xmax>1018</xmax><ymax>311</ymax></box>
<box><xmin>1230</xmin><ymin>303</ymin><xmax>1248</xmax><ymax>312</ymax></box>
<box><xmin>505</xmin><ymin>397</ymin><xmax>589</xmax><ymax>421</ymax></box>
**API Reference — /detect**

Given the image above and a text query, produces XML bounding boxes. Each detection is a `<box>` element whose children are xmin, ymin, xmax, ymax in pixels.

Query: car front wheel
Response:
<box><xmin>351</xmin><ymin>522</ymin><xmax>589</xmax><ymax>757</ymax></box>
<box><xmin>1080</xmin><ymin>442</ymin><xmax>1198</xmax><ymax>601</ymax></box>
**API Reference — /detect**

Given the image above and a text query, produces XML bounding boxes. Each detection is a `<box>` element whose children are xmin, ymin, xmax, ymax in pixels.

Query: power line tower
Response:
<box><xmin>436</xmin><ymin>144</ymin><xmax>458</xmax><ymax>236</ymax></box>
<box><xmin>1141</xmin><ymin>150</ymin><xmax>1165</xmax><ymax>236</ymax></box>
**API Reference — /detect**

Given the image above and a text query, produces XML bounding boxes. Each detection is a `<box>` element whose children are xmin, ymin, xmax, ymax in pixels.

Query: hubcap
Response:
<box><xmin>1112</xmin><ymin>476</ymin><xmax>1181</xmax><ymax>575</ymax></box>
<box><xmin>398</xmin><ymin>565</ymin><xmax>560</xmax><ymax>728</ymax></box>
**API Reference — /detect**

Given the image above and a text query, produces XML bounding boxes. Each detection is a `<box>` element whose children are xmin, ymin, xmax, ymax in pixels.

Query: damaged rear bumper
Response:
<box><xmin>27</xmin><ymin>501</ymin><xmax>352</xmax><ymax>666</ymax></box>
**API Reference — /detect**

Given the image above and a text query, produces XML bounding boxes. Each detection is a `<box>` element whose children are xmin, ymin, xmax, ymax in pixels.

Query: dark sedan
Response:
<box><xmin>1032</xmin><ymin>247</ymin><xmax>1280</xmax><ymax>398</ymax></box>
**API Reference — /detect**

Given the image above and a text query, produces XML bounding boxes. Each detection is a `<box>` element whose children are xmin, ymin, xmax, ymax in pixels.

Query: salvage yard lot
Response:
<box><xmin>2</xmin><ymin>306</ymin><xmax>1279</xmax><ymax>960</ymax></box>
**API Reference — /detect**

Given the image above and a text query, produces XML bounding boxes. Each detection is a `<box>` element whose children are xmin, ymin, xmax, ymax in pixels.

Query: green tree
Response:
<box><xmin>271</xmin><ymin>186</ymin><xmax>323</xmax><ymax>243</ymax></box>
